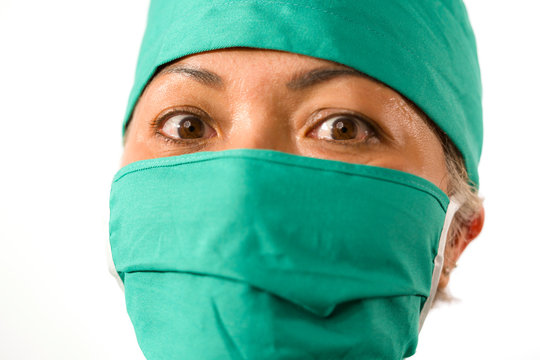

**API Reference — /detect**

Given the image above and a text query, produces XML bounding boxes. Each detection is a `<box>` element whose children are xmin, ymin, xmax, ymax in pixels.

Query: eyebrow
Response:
<box><xmin>159</xmin><ymin>65</ymin><xmax>224</xmax><ymax>89</ymax></box>
<box><xmin>287</xmin><ymin>67</ymin><xmax>368</xmax><ymax>90</ymax></box>
<box><xmin>158</xmin><ymin>64</ymin><xmax>370</xmax><ymax>90</ymax></box>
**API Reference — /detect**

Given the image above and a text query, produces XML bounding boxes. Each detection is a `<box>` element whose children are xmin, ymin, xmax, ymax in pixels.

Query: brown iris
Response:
<box><xmin>330</xmin><ymin>117</ymin><xmax>357</xmax><ymax>140</ymax></box>
<box><xmin>177</xmin><ymin>116</ymin><xmax>205</xmax><ymax>139</ymax></box>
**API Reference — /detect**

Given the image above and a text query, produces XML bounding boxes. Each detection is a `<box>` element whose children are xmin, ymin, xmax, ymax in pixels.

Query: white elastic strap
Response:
<box><xmin>105</xmin><ymin>233</ymin><xmax>125</xmax><ymax>292</ymax></box>
<box><xmin>418</xmin><ymin>197</ymin><xmax>461</xmax><ymax>332</ymax></box>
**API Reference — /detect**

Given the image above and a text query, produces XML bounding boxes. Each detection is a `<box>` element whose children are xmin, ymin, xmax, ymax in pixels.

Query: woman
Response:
<box><xmin>108</xmin><ymin>1</ymin><xmax>485</xmax><ymax>359</ymax></box>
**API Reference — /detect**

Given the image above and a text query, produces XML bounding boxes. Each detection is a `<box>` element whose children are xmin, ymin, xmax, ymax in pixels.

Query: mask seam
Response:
<box><xmin>121</xmin><ymin>269</ymin><xmax>430</xmax><ymax>303</ymax></box>
<box><xmin>113</xmin><ymin>154</ymin><xmax>448</xmax><ymax>209</ymax></box>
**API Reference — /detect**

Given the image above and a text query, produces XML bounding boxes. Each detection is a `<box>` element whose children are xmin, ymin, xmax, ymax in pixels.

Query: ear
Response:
<box><xmin>438</xmin><ymin>205</ymin><xmax>485</xmax><ymax>289</ymax></box>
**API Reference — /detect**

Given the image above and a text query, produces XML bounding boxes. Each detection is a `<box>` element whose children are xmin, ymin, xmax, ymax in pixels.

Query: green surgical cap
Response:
<box><xmin>123</xmin><ymin>0</ymin><xmax>483</xmax><ymax>187</ymax></box>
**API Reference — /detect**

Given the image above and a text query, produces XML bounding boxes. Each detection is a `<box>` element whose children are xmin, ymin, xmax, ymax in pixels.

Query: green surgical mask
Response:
<box><xmin>109</xmin><ymin>149</ymin><xmax>460</xmax><ymax>359</ymax></box>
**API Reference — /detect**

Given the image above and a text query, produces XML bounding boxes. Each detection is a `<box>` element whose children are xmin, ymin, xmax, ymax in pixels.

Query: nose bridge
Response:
<box><xmin>225</xmin><ymin>100</ymin><xmax>296</xmax><ymax>153</ymax></box>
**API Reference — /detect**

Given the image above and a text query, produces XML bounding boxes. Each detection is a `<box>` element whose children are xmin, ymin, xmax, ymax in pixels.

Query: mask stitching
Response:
<box><xmin>113</xmin><ymin>152</ymin><xmax>448</xmax><ymax>208</ymax></box>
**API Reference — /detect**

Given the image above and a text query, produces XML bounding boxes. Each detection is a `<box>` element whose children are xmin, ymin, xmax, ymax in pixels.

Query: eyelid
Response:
<box><xmin>150</xmin><ymin>106</ymin><xmax>218</xmax><ymax>145</ymax></box>
<box><xmin>305</xmin><ymin>109</ymin><xmax>382</xmax><ymax>138</ymax></box>
<box><xmin>150</xmin><ymin>106</ymin><xmax>213</xmax><ymax>130</ymax></box>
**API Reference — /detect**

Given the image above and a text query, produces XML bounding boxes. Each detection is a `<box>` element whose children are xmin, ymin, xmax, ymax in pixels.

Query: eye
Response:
<box><xmin>159</xmin><ymin>112</ymin><xmax>215</xmax><ymax>140</ymax></box>
<box><xmin>308</xmin><ymin>115</ymin><xmax>376</xmax><ymax>143</ymax></box>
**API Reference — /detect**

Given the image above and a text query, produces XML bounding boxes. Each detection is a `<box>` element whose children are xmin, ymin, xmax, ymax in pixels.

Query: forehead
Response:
<box><xmin>156</xmin><ymin>48</ymin><xmax>388</xmax><ymax>90</ymax></box>
<box><xmin>161</xmin><ymin>48</ymin><xmax>341</xmax><ymax>72</ymax></box>
<box><xmin>130</xmin><ymin>48</ymin><xmax>435</xmax><ymax>142</ymax></box>
<box><xmin>153</xmin><ymin>48</ymin><xmax>427</xmax><ymax>123</ymax></box>
<box><xmin>153</xmin><ymin>48</ymin><xmax>407</xmax><ymax>107</ymax></box>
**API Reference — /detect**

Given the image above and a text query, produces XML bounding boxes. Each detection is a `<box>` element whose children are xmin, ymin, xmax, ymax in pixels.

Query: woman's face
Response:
<box><xmin>122</xmin><ymin>48</ymin><xmax>448</xmax><ymax>193</ymax></box>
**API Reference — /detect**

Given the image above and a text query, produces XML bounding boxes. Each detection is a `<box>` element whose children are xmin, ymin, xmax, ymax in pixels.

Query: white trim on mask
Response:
<box><xmin>106</xmin><ymin>234</ymin><xmax>125</xmax><ymax>292</ymax></box>
<box><xmin>418</xmin><ymin>197</ymin><xmax>461</xmax><ymax>332</ymax></box>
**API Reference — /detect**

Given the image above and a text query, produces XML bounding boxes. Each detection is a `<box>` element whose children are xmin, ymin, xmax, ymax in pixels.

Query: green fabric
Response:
<box><xmin>109</xmin><ymin>149</ymin><xmax>450</xmax><ymax>359</ymax></box>
<box><xmin>123</xmin><ymin>0</ymin><xmax>482</xmax><ymax>187</ymax></box>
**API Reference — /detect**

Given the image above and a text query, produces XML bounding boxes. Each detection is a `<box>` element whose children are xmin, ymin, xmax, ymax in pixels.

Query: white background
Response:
<box><xmin>0</xmin><ymin>1</ymin><xmax>538</xmax><ymax>359</ymax></box>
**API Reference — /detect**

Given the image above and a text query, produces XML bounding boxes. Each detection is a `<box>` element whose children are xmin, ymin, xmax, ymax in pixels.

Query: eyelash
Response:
<box><xmin>306</xmin><ymin>113</ymin><xmax>379</xmax><ymax>145</ymax></box>
<box><xmin>150</xmin><ymin>107</ymin><xmax>213</xmax><ymax>146</ymax></box>
<box><xmin>151</xmin><ymin>107</ymin><xmax>380</xmax><ymax>146</ymax></box>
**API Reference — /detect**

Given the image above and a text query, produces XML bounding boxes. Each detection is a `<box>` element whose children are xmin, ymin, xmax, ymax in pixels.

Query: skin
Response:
<box><xmin>439</xmin><ymin>207</ymin><xmax>484</xmax><ymax>289</ymax></box>
<box><xmin>122</xmin><ymin>48</ymin><xmax>484</xmax><ymax>288</ymax></box>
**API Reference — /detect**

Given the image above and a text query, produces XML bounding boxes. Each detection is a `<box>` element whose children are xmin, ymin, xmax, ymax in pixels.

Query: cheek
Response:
<box><xmin>367</xmin><ymin>128</ymin><xmax>448</xmax><ymax>193</ymax></box>
<box><xmin>368</xmin><ymin>145</ymin><xmax>447</xmax><ymax>193</ymax></box>
<box><xmin>120</xmin><ymin>90</ymin><xmax>169</xmax><ymax>167</ymax></box>
<box><xmin>404</xmin><ymin>135</ymin><xmax>448</xmax><ymax>192</ymax></box>
<box><xmin>120</xmin><ymin>110</ymin><xmax>157</xmax><ymax>167</ymax></box>
<box><xmin>121</xmin><ymin>133</ymin><xmax>148</xmax><ymax>167</ymax></box>
<box><xmin>380</xmin><ymin>99</ymin><xmax>449</xmax><ymax>192</ymax></box>
<box><xmin>122</xmin><ymin>129</ymin><xmax>169</xmax><ymax>167</ymax></box>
